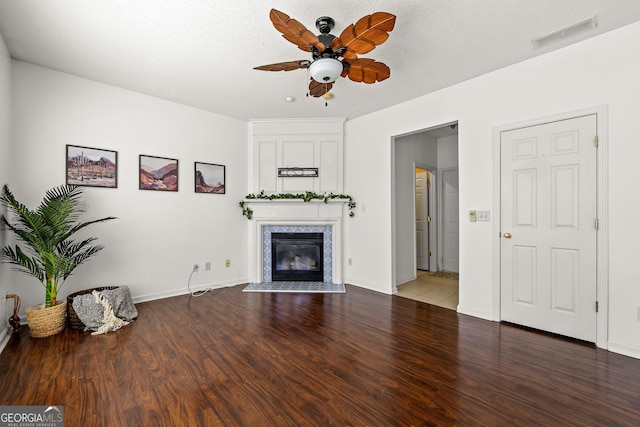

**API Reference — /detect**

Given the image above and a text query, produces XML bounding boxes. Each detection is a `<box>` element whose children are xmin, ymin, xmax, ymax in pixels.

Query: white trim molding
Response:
<box><xmin>244</xmin><ymin>200</ymin><xmax>347</xmax><ymax>284</ymax></box>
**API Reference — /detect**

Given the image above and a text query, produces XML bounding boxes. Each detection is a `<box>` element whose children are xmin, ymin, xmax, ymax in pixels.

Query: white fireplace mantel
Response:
<box><xmin>245</xmin><ymin>199</ymin><xmax>347</xmax><ymax>284</ymax></box>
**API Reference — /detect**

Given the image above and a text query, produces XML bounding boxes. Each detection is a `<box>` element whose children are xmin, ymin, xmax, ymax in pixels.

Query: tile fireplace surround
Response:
<box><xmin>245</xmin><ymin>199</ymin><xmax>347</xmax><ymax>284</ymax></box>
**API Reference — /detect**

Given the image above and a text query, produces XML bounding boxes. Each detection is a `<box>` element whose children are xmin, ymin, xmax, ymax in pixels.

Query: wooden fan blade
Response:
<box><xmin>254</xmin><ymin>60</ymin><xmax>311</xmax><ymax>72</ymax></box>
<box><xmin>331</xmin><ymin>37</ymin><xmax>358</xmax><ymax>60</ymax></box>
<box><xmin>345</xmin><ymin>58</ymin><xmax>390</xmax><ymax>84</ymax></box>
<box><xmin>308</xmin><ymin>79</ymin><xmax>333</xmax><ymax>97</ymax></box>
<box><xmin>335</xmin><ymin>12</ymin><xmax>396</xmax><ymax>56</ymax></box>
<box><xmin>270</xmin><ymin>9</ymin><xmax>326</xmax><ymax>52</ymax></box>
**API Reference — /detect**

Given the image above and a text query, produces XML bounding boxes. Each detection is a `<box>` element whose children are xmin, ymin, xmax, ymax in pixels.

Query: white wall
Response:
<box><xmin>9</xmin><ymin>61</ymin><xmax>249</xmax><ymax>313</ymax></box>
<box><xmin>438</xmin><ymin>135</ymin><xmax>458</xmax><ymax>169</ymax></box>
<box><xmin>0</xmin><ymin>32</ymin><xmax>13</xmax><ymax>348</ymax></box>
<box><xmin>344</xmin><ymin>22</ymin><xmax>640</xmax><ymax>357</ymax></box>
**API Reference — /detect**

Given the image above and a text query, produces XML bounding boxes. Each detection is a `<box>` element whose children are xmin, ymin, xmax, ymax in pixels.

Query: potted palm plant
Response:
<box><xmin>0</xmin><ymin>184</ymin><xmax>116</xmax><ymax>337</ymax></box>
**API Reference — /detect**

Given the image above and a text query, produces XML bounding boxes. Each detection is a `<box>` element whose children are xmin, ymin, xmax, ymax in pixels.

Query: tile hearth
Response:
<box><xmin>243</xmin><ymin>281</ymin><xmax>346</xmax><ymax>293</ymax></box>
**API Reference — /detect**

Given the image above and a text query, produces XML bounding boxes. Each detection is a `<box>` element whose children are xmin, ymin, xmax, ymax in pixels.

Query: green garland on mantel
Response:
<box><xmin>239</xmin><ymin>190</ymin><xmax>356</xmax><ymax>220</ymax></box>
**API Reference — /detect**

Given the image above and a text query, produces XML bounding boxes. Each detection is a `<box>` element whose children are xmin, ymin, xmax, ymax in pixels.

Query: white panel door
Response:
<box><xmin>416</xmin><ymin>171</ymin><xmax>430</xmax><ymax>270</ymax></box>
<box><xmin>442</xmin><ymin>169</ymin><xmax>459</xmax><ymax>273</ymax></box>
<box><xmin>500</xmin><ymin>115</ymin><xmax>597</xmax><ymax>342</ymax></box>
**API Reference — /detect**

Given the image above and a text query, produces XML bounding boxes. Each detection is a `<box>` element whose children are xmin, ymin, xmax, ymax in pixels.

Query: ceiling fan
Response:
<box><xmin>254</xmin><ymin>9</ymin><xmax>396</xmax><ymax>99</ymax></box>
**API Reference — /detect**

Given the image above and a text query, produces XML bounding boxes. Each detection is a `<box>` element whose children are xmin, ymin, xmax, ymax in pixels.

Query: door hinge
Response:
<box><xmin>428</xmin><ymin>251</ymin><xmax>432</xmax><ymax>257</ymax></box>
<box><xmin>427</xmin><ymin>179</ymin><xmax>431</xmax><ymax>187</ymax></box>
<box><xmin>427</xmin><ymin>215</ymin><xmax>432</xmax><ymax>222</ymax></box>
<box><xmin>594</xmin><ymin>135</ymin><xmax>599</xmax><ymax>148</ymax></box>
<box><xmin>595</xmin><ymin>218</ymin><xmax>599</xmax><ymax>230</ymax></box>
<box><xmin>596</xmin><ymin>301</ymin><xmax>599</xmax><ymax>312</ymax></box>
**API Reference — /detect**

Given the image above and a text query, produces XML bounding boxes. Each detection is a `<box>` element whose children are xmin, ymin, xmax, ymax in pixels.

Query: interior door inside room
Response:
<box><xmin>415</xmin><ymin>168</ymin><xmax>433</xmax><ymax>271</ymax></box>
<box><xmin>441</xmin><ymin>168</ymin><xmax>459</xmax><ymax>273</ymax></box>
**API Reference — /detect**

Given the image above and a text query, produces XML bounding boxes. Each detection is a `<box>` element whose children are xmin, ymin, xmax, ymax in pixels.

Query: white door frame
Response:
<box><xmin>492</xmin><ymin>105</ymin><xmax>609</xmax><ymax>349</ymax></box>
<box><xmin>414</xmin><ymin>162</ymin><xmax>438</xmax><ymax>271</ymax></box>
<box><xmin>438</xmin><ymin>167</ymin><xmax>459</xmax><ymax>273</ymax></box>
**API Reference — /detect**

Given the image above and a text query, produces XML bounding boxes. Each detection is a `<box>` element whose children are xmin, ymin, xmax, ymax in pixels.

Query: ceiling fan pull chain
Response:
<box><xmin>325</xmin><ymin>83</ymin><xmax>328</xmax><ymax>106</ymax></box>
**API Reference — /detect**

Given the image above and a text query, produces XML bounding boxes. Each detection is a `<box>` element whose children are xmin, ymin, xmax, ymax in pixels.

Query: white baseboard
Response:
<box><xmin>131</xmin><ymin>278</ymin><xmax>248</xmax><ymax>304</ymax></box>
<box><xmin>344</xmin><ymin>281</ymin><xmax>394</xmax><ymax>295</ymax></box>
<box><xmin>607</xmin><ymin>341</ymin><xmax>640</xmax><ymax>360</ymax></box>
<box><xmin>0</xmin><ymin>329</ymin><xmax>10</xmax><ymax>355</ymax></box>
<box><xmin>395</xmin><ymin>274</ymin><xmax>417</xmax><ymax>287</ymax></box>
<box><xmin>457</xmin><ymin>304</ymin><xmax>494</xmax><ymax>321</ymax></box>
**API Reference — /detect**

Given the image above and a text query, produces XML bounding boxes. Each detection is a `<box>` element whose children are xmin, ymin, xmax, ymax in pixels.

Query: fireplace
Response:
<box><xmin>271</xmin><ymin>232</ymin><xmax>324</xmax><ymax>282</ymax></box>
<box><xmin>245</xmin><ymin>199</ymin><xmax>346</xmax><ymax>284</ymax></box>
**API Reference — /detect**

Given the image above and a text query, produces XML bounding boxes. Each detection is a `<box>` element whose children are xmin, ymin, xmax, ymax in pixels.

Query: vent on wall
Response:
<box><xmin>531</xmin><ymin>15</ymin><xmax>598</xmax><ymax>49</ymax></box>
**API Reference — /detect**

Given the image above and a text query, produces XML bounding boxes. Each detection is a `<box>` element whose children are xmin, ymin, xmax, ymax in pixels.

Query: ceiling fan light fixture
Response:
<box><xmin>309</xmin><ymin>58</ymin><xmax>343</xmax><ymax>83</ymax></box>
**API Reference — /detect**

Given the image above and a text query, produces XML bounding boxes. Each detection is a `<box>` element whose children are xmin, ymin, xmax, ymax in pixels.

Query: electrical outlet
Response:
<box><xmin>193</xmin><ymin>264</ymin><xmax>199</xmax><ymax>272</ymax></box>
<box><xmin>469</xmin><ymin>210</ymin><xmax>477</xmax><ymax>222</ymax></box>
<box><xmin>348</xmin><ymin>258</ymin><xmax>352</xmax><ymax>266</ymax></box>
<box><xmin>225</xmin><ymin>259</ymin><xmax>231</xmax><ymax>268</ymax></box>
<box><xmin>205</xmin><ymin>262</ymin><xmax>211</xmax><ymax>271</ymax></box>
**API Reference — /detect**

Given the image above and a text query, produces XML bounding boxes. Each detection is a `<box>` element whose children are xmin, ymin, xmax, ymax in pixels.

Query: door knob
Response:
<box><xmin>503</xmin><ymin>232</ymin><xmax>512</xmax><ymax>239</ymax></box>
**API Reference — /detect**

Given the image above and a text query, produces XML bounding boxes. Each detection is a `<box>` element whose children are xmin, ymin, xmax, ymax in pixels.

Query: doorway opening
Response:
<box><xmin>392</xmin><ymin>122</ymin><xmax>459</xmax><ymax>309</ymax></box>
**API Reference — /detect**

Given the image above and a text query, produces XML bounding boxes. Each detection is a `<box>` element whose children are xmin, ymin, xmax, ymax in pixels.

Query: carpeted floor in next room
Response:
<box><xmin>395</xmin><ymin>270</ymin><xmax>459</xmax><ymax>310</ymax></box>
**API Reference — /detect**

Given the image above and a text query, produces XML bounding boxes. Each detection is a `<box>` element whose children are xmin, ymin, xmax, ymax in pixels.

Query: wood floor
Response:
<box><xmin>1</xmin><ymin>284</ymin><xmax>640</xmax><ymax>426</ymax></box>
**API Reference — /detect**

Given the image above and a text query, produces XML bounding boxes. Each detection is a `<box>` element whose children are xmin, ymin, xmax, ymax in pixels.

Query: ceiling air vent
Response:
<box><xmin>531</xmin><ymin>15</ymin><xmax>598</xmax><ymax>49</ymax></box>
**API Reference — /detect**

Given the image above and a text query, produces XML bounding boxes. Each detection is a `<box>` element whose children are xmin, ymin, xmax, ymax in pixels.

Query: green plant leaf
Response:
<box><xmin>1</xmin><ymin>184</ymin><xmax>117</xmax><ymax>305</ymax></box>
<box><xmin>240</xmin><ymin>191</ymin><xmax>356</xmax><ymax>219</ymax></box>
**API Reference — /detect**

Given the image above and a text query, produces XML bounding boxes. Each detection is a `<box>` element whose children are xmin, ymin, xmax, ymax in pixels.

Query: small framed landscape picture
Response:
<box><xmin>195</xmin><ymin>162</ymin><xmax>225</xmax><ymax>194</ymax></box>
<box><xmin>66</xmin><ymin>145</ymin><xmax>118</xmax><ymax>188</ymax></box>
<box><xmin>139</xmin><ymin>155</ymin><xmax>179</xmax><ymax>191</ymax></box>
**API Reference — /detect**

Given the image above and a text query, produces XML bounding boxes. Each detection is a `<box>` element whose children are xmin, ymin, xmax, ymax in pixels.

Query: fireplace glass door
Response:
<box><xmin>271</xmin><ymin>232</ymin><xmax>324</xmax><ymax>282</ymax></box>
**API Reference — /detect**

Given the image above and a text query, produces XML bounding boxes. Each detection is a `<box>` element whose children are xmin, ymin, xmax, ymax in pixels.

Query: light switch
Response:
<box><xmin>477</xmin><ymin>210</ymin><xmax>491</xmax><ymax>221</ymax></box>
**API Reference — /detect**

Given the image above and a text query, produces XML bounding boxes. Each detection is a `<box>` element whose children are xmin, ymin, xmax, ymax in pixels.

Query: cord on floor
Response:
<box><xmin>187</xmin><ymin>266</ymin><xmax>209</xmax><ymax>297</ymax></box>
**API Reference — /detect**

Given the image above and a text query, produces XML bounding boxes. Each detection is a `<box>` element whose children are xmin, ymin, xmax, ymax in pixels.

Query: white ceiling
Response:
<box><xmin>1</xmin><ymin>1</ymin><xmax>639</xmax><ymax>121</ymax></box>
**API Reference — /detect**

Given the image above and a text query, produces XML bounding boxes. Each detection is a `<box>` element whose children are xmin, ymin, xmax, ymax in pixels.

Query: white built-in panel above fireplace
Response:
<box><xmin>245</xmin><ymin>200</ymin><xmax>347</xmax><ymax>284</ymax></box>
<box><xmin>250</xmin><ymin>118</ymin><xmax>345</xmax><ymax>195</ymax></box>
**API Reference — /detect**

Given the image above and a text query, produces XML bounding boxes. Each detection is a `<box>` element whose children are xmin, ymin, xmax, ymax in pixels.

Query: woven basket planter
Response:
<box><xmin>25</xmin><ymin>301</ymin><xmax>67</xmax><ymax>338</ymax></box>
<box><xmin>67</xmin><ymin>286</ymin><xmax>120</xmax><ymax>330</ymax></box>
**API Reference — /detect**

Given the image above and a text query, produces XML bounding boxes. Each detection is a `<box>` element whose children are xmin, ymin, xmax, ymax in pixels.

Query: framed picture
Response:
<box><xmin>195</xmin><ymin>162</ymin><xmax>225</xmax><ymax>194</ymax></box>
<box><xmin>66</xmin><ymin>145</ymin><xmax>118</xmax><ymax>188</ymax></box>
<box><xmin>139</xmin><ymin>155</ymin><xmax>178</xmax><ymax>191</ymax></box>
